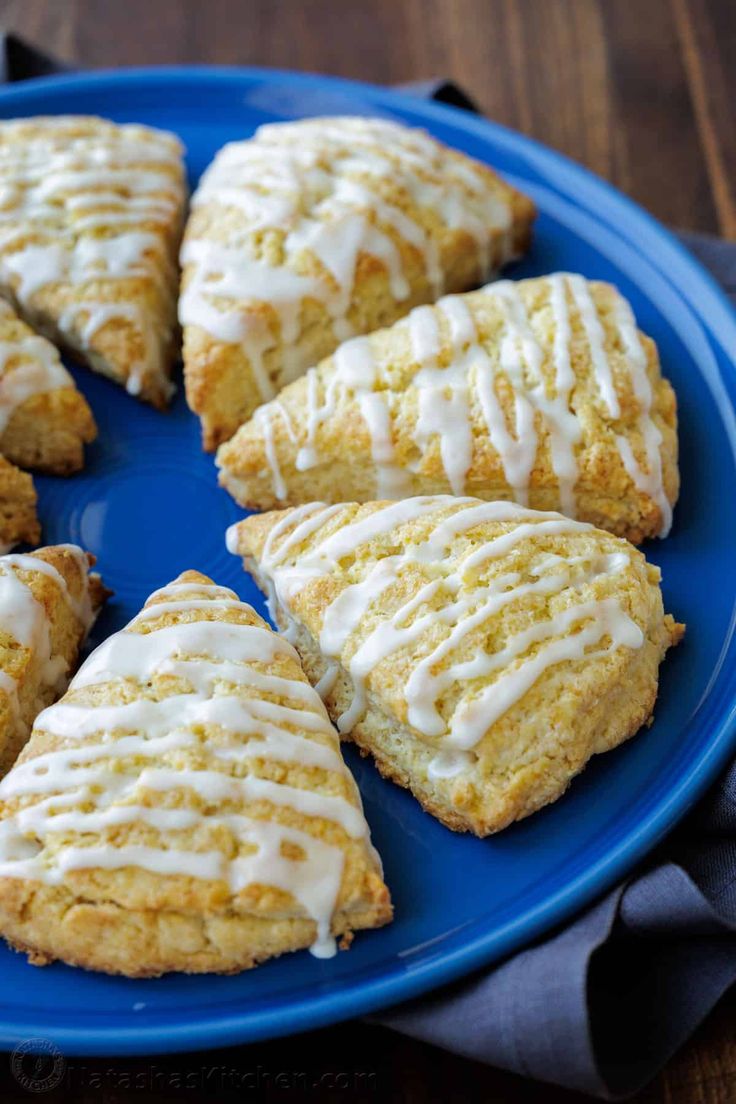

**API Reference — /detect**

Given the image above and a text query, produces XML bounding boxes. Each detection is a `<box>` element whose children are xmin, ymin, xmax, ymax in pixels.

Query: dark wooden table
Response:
<box><xmin>0</xmin><ymin>1</ymin><xmax>734</xmax><ymax>1101</ymax></box>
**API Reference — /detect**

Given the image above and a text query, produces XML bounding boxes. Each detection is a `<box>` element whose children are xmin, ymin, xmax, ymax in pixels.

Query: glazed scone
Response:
<box><xmin>180</xmin><ymin>116</ymin><xmax>536</xmax><ymax>448</ymax></box>
<box><xmin>228</xmin><ymin>497</ymin><xmax>683</xmax><ymax>836</ymax></box>
<box><xmin>0</xmin><ymin>544</ymin><xmax>106</xmax><ymax>774</ymax></box>
<box><xmin>0</xmin><ymin>116</ymin><xmax>187</xmax><ymax>408</ymax></box>
<box><xmin>0</xmin><ymin>455</ymin><xmax>40</xmax><ymax>551</ymax></box>
<box><xmin>218</xmin><ymin>275</ymin><xmax>679</xmax><ymax>544</ymax></box>
<box><xmin>0</xmin><ymin>300</ymin><xmax>96</xmax><ymax>474</ymax></box>
<box><xmin>0</xmin><ymin>571</ymin><xmax>390</xmax><ymax>976</ymax></box>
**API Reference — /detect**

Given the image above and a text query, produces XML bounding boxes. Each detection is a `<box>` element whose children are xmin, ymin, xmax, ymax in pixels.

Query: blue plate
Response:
<box><xmin>0</xmin><ymin>66</ymin><xmax>735</xmax><ymax>1057</ymax></box>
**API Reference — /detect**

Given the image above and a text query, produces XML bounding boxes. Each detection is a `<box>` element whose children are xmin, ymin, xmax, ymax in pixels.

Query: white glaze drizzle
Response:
<box><xmin>408</xmin><ymin>304</ymin><xmax>474</xmax><ymax>496</ymax></box>
<box><xmin>567</xmin><ymin>274</ymin><xmax>620</xmax><ymax>418</ymax></box>
<box><xmin>0</xmin><ymin>118</ymin><xmax>184</xmax><ymax>397</ymax></box>
<box><xmin>56</xmin><ymin>300</ymin><xmax>155</xmax><ymax>397</ymax></box>
<box><xmin>0</xmin><ymin>328</ymin><xmax>73</xmax><ymax>436</ymax></box>
<box><xmin>256</xmin><ymin>405</ymin><xmax>287</xmax><ymax>502</ymax></box>
<box><xmin>247</xmin><ymin>275</ymin><xmax>670</xmax><ymax>533</ymax></box>
<box><xmin>0</xmin><ymin>546</ymin><xmax>94</xmax><ymax>744</ymax></box>
<box><xmin>427</xmin><ymin>749</ymin><xmax>474</xmax><ymax>779</ymax></box>
<box><xmin>610</xmin><ymin>296</ymin><xmax>672</xmax><ymax>536</ymax></box>
<box><xmin>292</xmin><ymin>335</ymin><xmax>411</xmax><ymax>499</ymax></box>
<box><xmin>236</xmin><ymin>498</ymin><xmax>644</xmax><ymax>765</ymax></box>
<box><xmin>10</xmin><ymin>545</ymin><xmax>96</xmax><ymax>631</ymax></box>
<box><xmin>314</xmin><ymin>659</ymin><xmax>340</xmax><ymax>700</ymax></box>
<box><xmin>0</xmin><ymin>577</ymin><xmax>375</xmax><ymax>958</ymax></box>
<box><xmin>180</xmin><ymin>115</ymin><xmax>517</xmax><ymax>393</ymax></box>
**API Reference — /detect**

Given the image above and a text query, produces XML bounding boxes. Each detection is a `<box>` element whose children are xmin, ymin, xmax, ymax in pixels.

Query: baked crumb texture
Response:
<box><xmin>229</xmin><ymin>497</ymin><xmax>684</xmax><ymax>837</ymax></box>
<box><xmin>0</xmin><ymin>115</ymin><xmax>187</xmax><ymax>408</ymax></box>
<box><xmin>0</xmin><ymin>297</ymin><xmax>100</xmax><ymax>547</ymax></box>
<box><xmin>180</xmin><ymin>115</ymin><xmax>536</xmax><ymax>449</ymax></box>
<box><xmin>0</xmin><ymin>455</ymin><xmax>40</xmax><ymax>552</ymax></box>
<box><xmin>0</xmin><ymin>571</ymin><xmax>390</xmax><ymax>976</ymax></box>
<box><xmin>0</xmin><ymin>299</ymin><xmax>96</xmax><ymax>474</ymax></box>
<box><xmin>0</xmin><ymin>544</ymin><xmax>106</xmax><ymax>775</ymax></box>
<box><xmin>218</xmin><ymin>275</ymin><xmax>679</xmax><ymax>544</ymax></box>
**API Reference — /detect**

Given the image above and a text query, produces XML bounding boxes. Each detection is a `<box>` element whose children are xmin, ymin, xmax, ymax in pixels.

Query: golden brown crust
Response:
<box><xmin>0</xmin><ymin>116</ymin><xmax>187</xmax><ymax>408</ymax></box>
<box><xmin>0</xmin><ymin>455</ymin><xmax>39</xmax><ymax>549</ymax></box>
<box><xmin>0</xmin><ymin>300</ymin><xmax>96</xmax><ymax>473</ymax></box>
<box><xmin>0</xmin><ymin>545</ymin><xmax>106</xmax><ymax>774</ymax></box>
<box><xmin>232</xmin><ymin>499</ymin><xmax>683</xmax><ymax>836</ymax></box>
<box><xmin>181</xmin><ymin>116</ymin><xmax>536</xmax><ymax>448</ymax></box>
<box><xmin>0</xmin><ymin>877</ymin><xmax>390</xmax><ymax>978</ymax></box>
<box><xmin>0</xmin><ymin>569</ymin><xmax>391</xmax><ymax>975</ymax></box>
<box><xmin>217</xmin><ymin>277</ymin><xmax>679</xmax><ymax>544</ymax></box>
<box><xmin>1</xmin><ymin>389</ymin><xmax>96</xmax><ymax>475</ymax></box>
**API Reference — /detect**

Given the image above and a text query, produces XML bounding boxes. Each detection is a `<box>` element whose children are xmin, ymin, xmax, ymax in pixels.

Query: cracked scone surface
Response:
<box><xmin>229</xmin><ymin>497</ymin><xmax>683</xmax><ymax>836</ymax></box>
<box><xmin>0</xmin><ymin>571</ymin><xmax>390</xmax><ymax>977</ymax></box>
<box><xmin>0</xmin><ymin>544</ymin><xmax>106</xmax><ymax>775</ymax></box>
<box><xmin>0</xmin><ymin>116</ymin><xmax>187</xmax><ymax>408</ymax></box>
<box><xmin>180</xmin><ymin>115</ymin><xmax>535</xmax><ymax>448</ymax></box>
<box><xmin>0</xmin><ymin>454</ymin><xmax>40</xmax><ymax>551</ymax></box>
<box><xmin>218</xmin><ymin>274</ymin><xmax>678</xmax><ymax>544</ymax></box>
<box><xmin>0</xmin><ymin>299</ymin><xmax>96</xmax><ymax>474</ymax></box>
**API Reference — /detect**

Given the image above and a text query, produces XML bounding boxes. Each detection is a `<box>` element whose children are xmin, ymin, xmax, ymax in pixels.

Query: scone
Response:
<box><xmin>0</xmin><ymin>116</ymin><xmax>187</xmax><ymax>407</ymax></box>
<box><xmin>0</xmin><ymin>300</ymin><xmax>96</xmax><ymax>474</ymax></box>
<box><xmin>0</xmin><ymin>455</ymin><xmax>40</xmax><ymax>552</ymax></box>
<box><xmin>0</xmin><ymin>544</ymin><xmax>106</xmax><ymax>774</ymax></box>
<box><xmin>0</xmin><ymin>571</ymin><xmax>390</xmax><ymax>976</ymax></box>
<box><xmin>180</xmin><ymin>115</ymin><xmax>535</xmax><ymax>448</ymax></box>
<box><xmin>218</xmin><ymin>275</ymin><xmax>678</xmax><ymax>543</ymax></box>
<box><xmin>228</xmin><ymin>497</ymin><xmax>683</xmax><ymax>836</ymax></box>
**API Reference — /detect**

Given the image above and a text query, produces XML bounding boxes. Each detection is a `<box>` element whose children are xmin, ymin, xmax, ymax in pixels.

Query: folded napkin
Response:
<box><xmin>3</xmin><ymin>36</ymin><xmax>736</xmax><ymax>1100</ymax></box>
<box><xmin>375</xmin><ymin>777</ymin><xmax>736</xmax><ymax>1099</ymax></box>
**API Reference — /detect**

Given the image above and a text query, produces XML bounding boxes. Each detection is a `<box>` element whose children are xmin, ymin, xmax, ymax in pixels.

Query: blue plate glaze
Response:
<box><xmin>0</xmin><ymin>66</ymin><xmax>735</xmax><ymax>1057</ymax></box>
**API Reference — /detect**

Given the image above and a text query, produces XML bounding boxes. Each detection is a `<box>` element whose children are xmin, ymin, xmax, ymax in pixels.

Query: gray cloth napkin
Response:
<box><xmin>4</xmin><ymin>37</ymin><xmax>736</xmax><ymax>1101</ymax></box>
<box><xmin>375</xmin><ymin>774</ymin><xmax>736</xmax><ymax>1099</ymax></box>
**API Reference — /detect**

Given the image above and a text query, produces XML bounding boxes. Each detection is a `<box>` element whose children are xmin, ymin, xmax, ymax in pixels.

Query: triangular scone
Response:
<box><xmin>0</xmin><ymin>544</ymin><xmax>106</xmax><ymax>774</ymax></box>
<box><xmin>0</xmin><ymin>116</ymin><xmax>187</xmax><ymax>408</ymax></box>
<box><xmin>0</xmin><ymin>571</ymin><xmax>390</xmax><ymax>976</ymax></box>
<box><xmin>0</xmin><ymin>300</ymin><xmax>96</xmax><ymax>474</ymax></box>
<box><xmin>228</xmin><ymin>497</ymin><xmax>684</xmax><ymax>836</ymax></box>
<box><xmin>0</xmin><ymin>455</ymin><xmax>40</xmax><ymax>551</ymax></box>
<box><xmin>218</xmin><ymin>275</ymin><xmax>679</xmax><ymax>544</ymax></box>
<box><xmin>180</xmin><ymin>116</ymin><xmax>535</xmax><ymax>448</ymax></box>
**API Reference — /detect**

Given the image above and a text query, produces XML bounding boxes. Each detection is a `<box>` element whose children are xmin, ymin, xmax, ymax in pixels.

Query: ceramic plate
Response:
<box><xmin>0</xmin><ymin>67</ymin><xmax>734</xmax><ymax>1056</ymax></box>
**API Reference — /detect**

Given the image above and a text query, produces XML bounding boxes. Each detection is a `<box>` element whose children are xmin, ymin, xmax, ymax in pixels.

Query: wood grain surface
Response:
<box><xmin>0</xmin><ymin>2</ymin><xmax>735</xmax><ymax>1102</ymax></box>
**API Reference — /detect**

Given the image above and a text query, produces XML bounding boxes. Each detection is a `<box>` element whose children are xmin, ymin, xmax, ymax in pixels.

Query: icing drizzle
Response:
<box><xmin>0</xmin><ymin>578</ymin><xmax>375</xmax><ymax>959</ymax></box>
<box><xmin>0</xmin><ymin>118</ymin><xmax>184</xmax><ymax>399</ymax></box>
<box><xmin>0</xmin><ymin>302</ymin><xmax>75</xmax><ymax>435</ymax></box>
<box><xmin>0</xmin><ymin>545</ymin><xmax>95</xmax><ymax>749</ymax></box>
<box><xmin>250</xmin><ymin>274</ymin><xmax>672</xmax><ymax>536</ymax></box>
<box><xmin>180</xmin><ymin>116</ymin><xmax>518</xmax><ymax>397</ymax></box>
<box><xmin>229</xmin><ymin>497</ymin><xmax>645</xmax><ymax>776</ymax></box>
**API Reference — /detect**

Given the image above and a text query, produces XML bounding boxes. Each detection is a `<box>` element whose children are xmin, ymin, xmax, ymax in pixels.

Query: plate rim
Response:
<box><xmin>0</xmin><ymin>64</ymin><xmax>734</xmax><ymax>1056</ymax></box>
